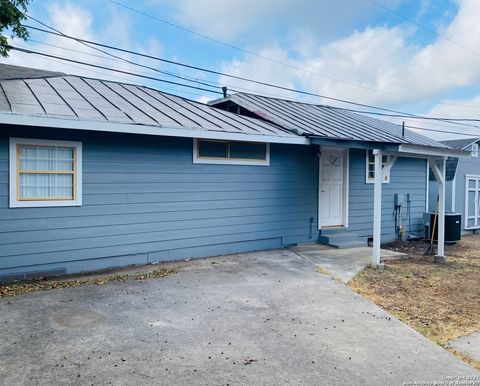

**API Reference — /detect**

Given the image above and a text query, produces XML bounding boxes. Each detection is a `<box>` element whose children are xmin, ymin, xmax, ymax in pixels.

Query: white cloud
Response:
<box><xmin>218</xmin><ymin>45</ymin><xmax>299</xmax><ymax>99</ymax></box>
<box><xmin>4</xmin><ymin>2</ymin><xmax>164</xmax><ymax>85</ymax></box>
<box><xmin>169</xmin><ymin>0</ymin><xmax>402</xmax><ymax>44</ymax></box>
<box><xmin>428</xmin><ymin>95</ymin><xmax>480</xmax><ymax>119</ymax></box>
<box><xmin>215</xmin><ymin>0</ymin><xmax>480</xmax><ymax>111</ymax></box>
<box><xmin>417</xmin><ymin>95</ymin><xmax>480</xmax><ymax>139</ymax></box>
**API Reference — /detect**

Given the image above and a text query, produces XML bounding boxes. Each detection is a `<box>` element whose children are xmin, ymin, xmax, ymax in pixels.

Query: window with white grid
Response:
<box><xmin>9</xmin><ymin>138</ymin><xmax>82</xmax><ymax>207</ymax></box>
<box><xmin>365</xmin><ymin>149</ymin><xmax>391</xmax><ymax>184</ymax></box>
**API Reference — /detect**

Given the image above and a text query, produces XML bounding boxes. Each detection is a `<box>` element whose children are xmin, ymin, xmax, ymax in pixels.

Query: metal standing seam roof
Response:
<box><xmin>211</xmin><ymin>92</ymin><xmax>449</xmax><ymax>148</ymax></box>
<box><xmin>0</xmin><ymin>73</ymin><xmax>303</xmax><ymax>143</ymax></box>
<box><xmin>0</xmin><ymin>64</ymin><xmax>65</xmax><ymax>80</ymax></box>
<box><xmin>429</xmin><ymin>158</ymin><xmax>459</xmax><ymax>181</ymax></box>
<box><xmin>441</xmin><ymin>138</ymin><xmax>480</xmax><ymax>150</ymax></box>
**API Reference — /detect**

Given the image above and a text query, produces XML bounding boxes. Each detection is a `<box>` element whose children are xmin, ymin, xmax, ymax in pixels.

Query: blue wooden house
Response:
<box><xmin>428</xmin><ymin>138</ymin><xmax>480</xmax><ymax>232</ymax></box>
<box><xmin>0</xmin><ymin>64</ymin><xmax>465</xmax><ymax>281</ymax></box>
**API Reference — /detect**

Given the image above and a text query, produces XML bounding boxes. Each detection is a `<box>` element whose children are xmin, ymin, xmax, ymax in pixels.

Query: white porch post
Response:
<box><xmin>428</xmin><ymin>157</ymin><xmax>447</xmax><ymax>262</ymax></box>
<box><xmin>372</xmin><ymin>149</ymin><xmax>382</xmax><ymax>267</ymax></box>
<box><xmin>437</xmin><ymin>158</ymin><xmax>446</xmax><ymax>260</ymax></box>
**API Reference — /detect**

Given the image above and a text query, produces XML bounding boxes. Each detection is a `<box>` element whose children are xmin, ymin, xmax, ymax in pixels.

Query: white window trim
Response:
<box><xmin>192</xmin><ymin>139</ymin><xmax>270</xmax><ymax>166</ymax></box>
<box><xmin>365</xmin><ymin>149</ymin><xmax>390</xmax><ymax>184</ymax></box>
<box><xmin>9</xmin><ymin>137</ymin><xmax>82</xmax><ymax>208</ymax></box>
<box><xmin>465</xmin><ymin>174</ymin><xmax>480</xmax><ymax>230</ymax></box>
<box><xmin>472</xmin><ymin>143</ymin><xmax>479</xmax><ymax>158</ymax></box>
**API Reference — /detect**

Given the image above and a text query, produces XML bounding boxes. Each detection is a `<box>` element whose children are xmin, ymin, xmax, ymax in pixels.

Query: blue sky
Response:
<box><xmin>3</xmin><ymin>0</ymin><xmax>480</xmax><ymax>138</ymax></box>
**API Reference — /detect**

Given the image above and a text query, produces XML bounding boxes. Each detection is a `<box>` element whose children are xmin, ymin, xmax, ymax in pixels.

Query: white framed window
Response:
<box><xmin>193</xmin><ymin>139</ymin><xmax>270</xmax><ymax>166</ymax></box>
<box><xmin>9</xmin><ymin>138</ymin><xmax>82</xmax><ymax>208</ymax></box>
<box><xmin>472</xmin><ymin>143</ymin><xmax>479</xmax><ymax>158</ymax></box>
<box><xmin>366</xmin><ymin>149</ymin><xmax>390</xmax><ymax>184</ymax></box>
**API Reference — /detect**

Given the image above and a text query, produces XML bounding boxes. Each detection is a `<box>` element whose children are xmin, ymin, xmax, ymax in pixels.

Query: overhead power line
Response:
<box><xmin>25</xmin><ymin>15</ymin><xmax>221</xmax><ymax>92</ymax></box>
<box><xmin>141</xmin><ymin>0</ymin><xmax>384</xmax><ymax>81</ymax></box>
<box><xmin>7</xmin><ymin>42</ymin><xmax>480</xmax><ymax>138</ymax></box>
<box><xmin>324</xmin><ymin>105</ymin><xmax>480</xmax><ymax>124</ymax></box>
<box><xmin>18</xmin><ymin>25</ymin><xmax>480</xmax><ymax>129</ymax></box>
<box><xmin>4</xmin><ymin>45</ymin><xmax>223</xmax><ymax>95</ymax></box>
<box><xmin>406</xmin><ymin>125</ymin><xmax>480</xmax><ymax>137</ymax></box>
<box><xmin>105</xmin><ymin>0</ymin><xmax>480</xmax><ymax>110</ymax></box>
<box><xmin>367</xmin><ymin>0</ymin><xmax>480</xmax><ymax>58</ymax></box>
<box><xmin>3</xmin><ymin>46</ymin><xmax>480</xmax><ymax>137</ymax></box>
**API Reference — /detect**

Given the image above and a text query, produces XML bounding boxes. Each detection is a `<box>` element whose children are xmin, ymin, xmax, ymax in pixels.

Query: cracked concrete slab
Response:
<box><xmin>291</xmin><ymin>245</ymin><xmax>406</xmax><ymax>283</ymax></box>
<box><xmin>448</xmin><ymin>331</ymin><xmax>480</xmax><ymax>362</ymax></box>
<box><xmin>0</xmin><ymin>249</ymin><xmax>477</xmax><ymax>385</ymax></box>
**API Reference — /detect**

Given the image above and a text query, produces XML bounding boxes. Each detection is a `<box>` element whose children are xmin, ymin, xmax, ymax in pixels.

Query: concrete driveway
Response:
<box><xmin>0</xmin><ymin>249</ymin><xmax>478</xmax><ymax>385</ymax></box>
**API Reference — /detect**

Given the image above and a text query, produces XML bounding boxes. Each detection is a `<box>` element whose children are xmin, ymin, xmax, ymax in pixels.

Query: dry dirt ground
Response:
<box><xmin>349</xmin><ymin>234</ymin><xmax>480</xmax><ymax>370</ymax></box>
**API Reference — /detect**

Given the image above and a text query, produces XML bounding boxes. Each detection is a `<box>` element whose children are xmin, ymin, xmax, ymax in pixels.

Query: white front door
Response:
<box><xmin>319</xmin><ymin>148</ymin><xmax>345</xmax><ymax>227</ymax></box>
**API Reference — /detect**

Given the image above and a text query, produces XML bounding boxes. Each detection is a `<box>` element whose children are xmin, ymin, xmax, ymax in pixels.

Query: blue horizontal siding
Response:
<box><xmin>347</xmin><ymin>149</ymin><xmax>427</xmax><ymax>242</ymax></box>
<box><xmin>0</xmin><ymin>127</ymin><xmax>431</xmax><ymax>279</ymax></box>
<box><xmin>0</xmin><ymin>127</ymin><xmax>318</xmax><ymax>276</ymax></box>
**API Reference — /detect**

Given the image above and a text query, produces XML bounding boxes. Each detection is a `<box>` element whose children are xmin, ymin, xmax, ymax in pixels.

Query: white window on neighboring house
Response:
<box><xmin>366</xmin><ymin>149</ymin><xmax>391</xmax><ymax>184</ymax></box>
<box><xmin>472</xmin><ymin>143</ymin><xmax>479</xmax><ymax>158</ymax></box>
<box><xmin>9</xmin><ymin>138</ymin><xmax>82</xmax><ymax>208</ymax></box>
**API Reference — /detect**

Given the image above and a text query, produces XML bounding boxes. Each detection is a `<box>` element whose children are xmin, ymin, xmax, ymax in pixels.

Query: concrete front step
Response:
<box><xmin>319</xmin><ymin>230</ymin><xmax>366</xmax><ymax>249</ymax></box>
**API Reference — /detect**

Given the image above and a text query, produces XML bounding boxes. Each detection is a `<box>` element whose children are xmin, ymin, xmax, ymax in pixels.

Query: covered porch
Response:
<box><xmin>313</xmin><ymin>138</ymin><xmax>469</xmax><ymax>267</ymax></box>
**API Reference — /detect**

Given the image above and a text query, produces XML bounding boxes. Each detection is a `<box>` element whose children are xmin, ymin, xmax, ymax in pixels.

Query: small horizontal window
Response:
<box><xmin>9</xmin><ymin>138</ymin><xmax>82</xmax><ymax>208</ymax></box>
<box><xmin>193</xmin><ymin>139</ymin><xmax>270</xmax><ymax>165</ymax></box>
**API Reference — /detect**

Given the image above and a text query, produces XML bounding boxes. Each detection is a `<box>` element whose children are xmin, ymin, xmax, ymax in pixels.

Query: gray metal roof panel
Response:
<box><xmin>0</xmin><ymin>70</ymin><xmax>298</xmax><ymax>141</ymax></box>
<box><xmin>429</xmin><ymin>158</ymin><xmax>458</xmax><ymax>181</ymax></box>
<box><xmin>0</xmin><ymin>64</ymin><xmax>64</xmax><ymax>80</ymax></box>
<box><xmin>441</xmin><ymin>138</ymin><xmax>480</xmax><ymax>149</ymax></box>
<box><xmin>125</xmin><ymin>85</ymin><xmax>197</xmax><ymax>126</ymax></box>
<box><xmin>223</xmin><ymin>93</ymin><xmax>448</xmax><ymax>148</ymax></box>
<box><xmin>231</xmin><ymin>93</ymin><xmax>404</xmax><ymax>142</ymax></box>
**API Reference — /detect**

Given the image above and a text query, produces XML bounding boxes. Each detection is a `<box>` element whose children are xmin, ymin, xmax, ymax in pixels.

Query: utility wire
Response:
<box><xmin>21</xmin><ymin>36</ymin><xmax>303</xmax><ymax>99</ymax></box>
<box><xmin>27</xmin><ymin>37</ymin><xmax>221</xmax><ymax>91</ymax></box>
<box><xmin>9</xmin><ymin>43</ymin><xmax>480</xmax><ymax>138</ymax></box>
<box><xmin>405</xmin><ymin>125</ymin><xmax>480</xmax><ymax>137</ymax></box>
<box><xmin>105</xmin><ymin>0</ymin><xmax>480</xmax><ymax>108</ymax></box>
<box><xmin>25</xmin><ymin>15</ymin><xmax>221</xmax><ymax>92</ymax></box>
<box><xmin>24</xmin><ymin>37</ymin><xmax>292</xmax><ymax>99</ymax></box>
<box><xmin>19</xmin><ymin>15</ymin><xmax>328</xmax><ymax>102</ymax></box>
<box><xmin>3</xmin><ymin>44</ymin><xmax>478</xmax><ymax>137</ymax></box>
<box><xmin>323</xmin><ymin>105</ymin><xmax>480</xmax><ymax>128</ymax></box>
<box><xmin>367</xmin><ymin>0</ymin><xmax>480</xmax><ymax>58</ymax></box>
<box><xmin>19</xmin><ymin>25</ymin><xmax>480</xmax><ymax>127</ymax></box>
<box><xmin>143</xmin><ymin>0</ymin><xmax>381</xmax><ymax>80</ymax></box>
<box><xmin>4</xmin><ymin>45</ymin><xmax>223</xmax><ymax>95</ymax></box>
<box><xmin>10</xmin><ymin>21</ymin><xmax>480</xmax><ymax>135</ymax></box>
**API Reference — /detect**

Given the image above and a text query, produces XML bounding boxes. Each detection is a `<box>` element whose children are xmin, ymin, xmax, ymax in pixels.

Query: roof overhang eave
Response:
<box><xmin>0</xmin><ymin>113</ymin><xmax>310</xmax><ymax>145</ymax></box>
<box><xmin>397</xmin><ymin>144</ymin><xmax>470</xmax><ymax>158</ymax></box>
<box><xmin>309</xmin><ymin>137</ymin><xmax>400</xmax><ymax>151</ymax></box>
